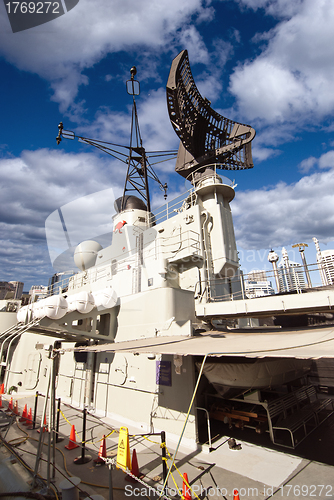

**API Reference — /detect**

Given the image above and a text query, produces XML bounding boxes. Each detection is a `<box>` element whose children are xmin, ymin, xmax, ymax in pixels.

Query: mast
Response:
<box><xmin>121</xmin><ymin>66</ymin><xmax>151</xmax><ymax>212</ymax></box>
<box><xmin>56</xmin><ymin>66</ymin><xmax>169</xmax><ymax>215</ymax></box>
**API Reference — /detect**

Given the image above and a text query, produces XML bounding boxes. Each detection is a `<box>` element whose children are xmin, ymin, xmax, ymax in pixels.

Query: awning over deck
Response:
<box><xmin>73</xmin><ymin>326</ymin><xmax>334</xmax><ymax>359</ymax></box>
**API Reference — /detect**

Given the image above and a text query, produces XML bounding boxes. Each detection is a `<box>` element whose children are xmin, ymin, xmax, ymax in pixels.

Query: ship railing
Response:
<box><xmin>157</xmin><ymin>229</ymin><xmax>201</xmax><ymax>255</ymax></box>
<box><xmin>194</xmin><ymin>262</ymin><xmax>334</xmax><ymax>304</ymax></box>
<box><xmin>149</xmin><ymin>165</ymin><xmax>236</xmax><ymax>227</ymax></box>
<box><xmin>194</xmin><ymin>277</ymin><xmax>245</xmax><ymax>303</ymax></box>
<box><xmin>149</xmin><ymin>188</ymin><xmax>195</xmax><ymax>226</ymax></box>
<box><xmin>242</xmin><ymin>261</ymin><xmax>329</xmax><ymax>294</ymax></box>
<box><xmin>186</xmin><ymin>164</ymin><xmax>236</xmax><ymax>190</ymax></box>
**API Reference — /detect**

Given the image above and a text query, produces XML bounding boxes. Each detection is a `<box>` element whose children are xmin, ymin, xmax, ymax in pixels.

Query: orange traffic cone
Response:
<box><xmin>125</xmin><ymin>448</ymin><xmax>141</xmax><ymax>482</ymax></box>
<box><xmin>13</xmin><ymin>400</ymin><xmax>20</xmax><ymax>416</ymax></box>
<box><xmin>24</xmin><ymin>408</ymin><xmax>33</xmax><ymax>428</ymax></box>
<box><xmin>65</xmin><ymin>425</ymin><xmax>79</xmax><ymax>450</ymax></box>
<box><xmin>182</xmin><ymin>472</ymin><xmax>191</xmax><ymax>500</ymax></box>
<box><xmin>233</xmin><ymin>490</ymin><xmax>240</xmax><ymax>500</ymax></box>
<box><xmin>5</xmin><ymin>397</ymin><xmax>13</xmax><ymax>412</ymax></box>
<box><xmin>19</xmin><ymin>404</ymin><xmax>27</xmax><ymax>422</ymax></box>
<box><xmin>37</xmin><ymin>414</ymin><xmax>47</xmax><ymax>433</ymax></box>
<box><xmin>94</xmin><ymin>435</ymin><xmax>107</xmax><ymax>465</ymax></box>
<box><xmin>0</xmin><ymin>383</ymin><xmax>4</xmax><ymax>394</ymax></box>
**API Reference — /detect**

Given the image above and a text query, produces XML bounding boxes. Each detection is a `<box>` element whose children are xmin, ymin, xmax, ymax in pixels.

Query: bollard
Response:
<box><xmin>32</xmin><ymin>391</ymin><xmax>39</xmax><ymax>430</ymax></box>
<box><xmin>108</xmin><ymin>462</ymin><xmax>114</xmax><ymax>500</ymax></box>
<box><xmin>161</xmin><ymin>431</ymin><xmax>167</xmax><ymax>490</ymax></box>
<box><xmin>59</xmin><ymin>477</ymin><xmax>81</xmax><ymax>500</ymax></box>
<box><xmin>74</xmin><ymin>408</ymin><xmax>92</xmax><ymax>464</ymax></box>
<box><xmin>56</xmin><ymin>397</ymin><xmax>64</xmax><ymax>443</ymax></box>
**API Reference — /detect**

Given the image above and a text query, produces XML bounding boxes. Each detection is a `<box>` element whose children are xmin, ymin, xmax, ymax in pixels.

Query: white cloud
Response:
<box><xmin>318</xmin><ymin>151</ymin><xmax>334</xmax><ymax>170</ymax></box>
<box><xmin>236</xmin><ymin>0</ymin><xmax>304</xmax><ymax>19</ymax></box>
<box><xmin>76</xmin><ymin>87</ymin><xmax>179</xmax><ymax>168</ymax></box>
<box><xmin>229</xmin><ymin>0</ymin><xmax>334</xmax><ymax>125</ymax></box>
<box><xmin>298</xmin><ymin>150</ymin><xmax>334</xmax><ymax>173</ymax></box>
<box><xmin>252</xmin><ymin>145</ymin><xmax>280</xmax><ymax>162</ymax></box>
<box><xmin>0</xmin><ymin>0</ymin><xmax>212</xmax><ymax>111</ymax></box>
<box><xmin>0</xmin><ymin>148</ymin><xmax>123</xmax><ymax>287</ymax></box>
<box><xmin>298</xmin><ymin>156</ymin><xmax>317</xmax><ymax>173</ymax></box>
<box><xmin>232</xmin><ymin>161</ymin><xmax>334</xmax><ymax>251</ymax></box>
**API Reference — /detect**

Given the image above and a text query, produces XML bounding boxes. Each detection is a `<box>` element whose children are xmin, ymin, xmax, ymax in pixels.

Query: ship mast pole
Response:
<box><xmin>121</xmin><ymin>66</ymin><xmax>151</xmax><ymax>213</ymax></box>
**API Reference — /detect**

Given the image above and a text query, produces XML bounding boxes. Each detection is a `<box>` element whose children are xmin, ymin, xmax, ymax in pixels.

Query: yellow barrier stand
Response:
<box><xmin>116</xmin><ymin>426</ymin><xmax>131</xmax><ymax>471</ymax></box>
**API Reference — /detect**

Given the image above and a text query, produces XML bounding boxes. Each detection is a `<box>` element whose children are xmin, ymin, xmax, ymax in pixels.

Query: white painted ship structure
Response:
<box><xmin>1</xmin><ymin>50</ymin><xmax>334</xmax><ymax>449</ymax></box>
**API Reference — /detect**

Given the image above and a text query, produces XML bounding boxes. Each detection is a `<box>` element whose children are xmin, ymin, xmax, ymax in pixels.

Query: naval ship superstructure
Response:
<box><xmin>1</xmin><ymin>51</ymin><xmax>334</xmax><ymax>448</ymax></box>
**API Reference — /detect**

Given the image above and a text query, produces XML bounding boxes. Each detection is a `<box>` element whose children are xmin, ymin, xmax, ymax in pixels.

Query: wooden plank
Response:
<box><xmin>210</xmin><ymin>411</ymin><xmax>250</xmax><ymax>422</ymax></box>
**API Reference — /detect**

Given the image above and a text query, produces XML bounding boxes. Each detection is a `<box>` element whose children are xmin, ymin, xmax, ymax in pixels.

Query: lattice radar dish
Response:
<box><xmin>166</xmin><ymin>50</ymin><xmax>256</xmax><ymax>178</ymax></box>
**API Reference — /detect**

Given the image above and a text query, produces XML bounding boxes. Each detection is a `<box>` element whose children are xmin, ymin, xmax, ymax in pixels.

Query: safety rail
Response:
<box><xmin>149</xmin><ymin>166</ymin><xmax>236</xmax><ymax>227</ymax></box>
<box><xmin>194</xmin><ymin>262</ymin><xmax>334</xmax><ymax>305</ymax></box>
<box><xmin>160</xmin><ymin>229</ymin><xmax>201</xmax><ymax>255</ymax></box>
<box><xmin>148</xmin><ymin>189</ymin><xmax>195</xmax><ymax>226</ymax></box>
<box><xmin>194</xmin><ymin>277</ymin><xmax>245</xmax><ymax>303</ymax></box>
<box><xmin>264</xmin><ymin>385</ymin><xmax>334</xmax><ymax>448</ymax></box>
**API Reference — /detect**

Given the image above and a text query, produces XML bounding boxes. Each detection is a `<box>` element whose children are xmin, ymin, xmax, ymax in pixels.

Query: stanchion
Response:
<box><xmin>32</xmin><ymin>391</ymin><xmax>39</xmax><ymax>430</ymax></box>
<box><xmin>108</xmin><ymin>461</ymin><xmax>114</xmax><ymax>500</ymax></box>
<box><xmin>161</xmin><ymin>431</ymin><xmax>167</xmax><ymax>490</ymax></box>
<box><xmin>55</xmin><ymin>397</ymin><xmax>64</xmax><ymax>443</ymax></box>
<box><xmin>74</xmin><ymin>408</ymin><xmax>91</xmax><ymax>464</ymax></box>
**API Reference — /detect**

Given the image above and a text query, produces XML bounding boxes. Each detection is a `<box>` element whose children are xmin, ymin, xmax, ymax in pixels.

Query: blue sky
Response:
<box><xmin>1</xmin><ymin>0</ymin><xmax>334</xmax><ymax>290</ymax></box>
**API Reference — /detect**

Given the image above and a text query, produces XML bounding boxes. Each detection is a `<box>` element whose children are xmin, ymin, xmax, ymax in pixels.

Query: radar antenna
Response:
<box><xmin>166</xmin><ymin>50</ymin><xmax>256</xmax><ymax>179</ymax></box>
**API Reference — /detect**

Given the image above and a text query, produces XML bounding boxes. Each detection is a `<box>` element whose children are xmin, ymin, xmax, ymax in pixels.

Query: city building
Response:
<box><xmin>278</xmin><ymin>248</ymin><xmax>306</xmax><ymax>292</ymax></box>
<box><xmin>29</xmin><ymin>285</ymin><xmax>49</xmax><ymax>301</ymax></box>
<box><xmin>0</xmin><ymin>281</ymin><xmax>24</xmax><ymax>300</ymax></box>
<box><xmin>244</xmin><ymin>270</ymin><xmax>275</xmax><ymax>298</ymax></box>
<box><xmin>9</xmin><ymin>281</ymin><xmax>24</xmax><ymax>299</ymax></box>
<box><xmin>313</xmin><ymin>238</ymin><xmax>334</xmax><ymax>286</ymax></box>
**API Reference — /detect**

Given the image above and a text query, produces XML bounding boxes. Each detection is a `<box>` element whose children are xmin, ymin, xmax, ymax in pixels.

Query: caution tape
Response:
<box><xmin>8</xmin><ymin>397</ymin><xmax>200</xmax><ymax>500</ymax></box>
<box><xmin>142</xmin><ymin>434</ymin><xmax>161</xmax><ymax>445</ymax></box>
<box><xmin>59</xmin><ymin>409</ymin><xmax>116</xmax><ymax>445</ymax></box>
<box><xmin>133</xmin><ymin>435</ymin><xmax>200</xmax><ymax>500</ymax></box>
<box><xmin>163</xmin><ymin>444</ymin><xmax>200</xmax><ymax>500</ymax></box>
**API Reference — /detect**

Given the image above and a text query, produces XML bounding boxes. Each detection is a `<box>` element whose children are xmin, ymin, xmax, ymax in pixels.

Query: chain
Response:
<box><xmin>103</xmin><ymin>458</ymin><xmax>174</xmax><ymax>500</ymax></box>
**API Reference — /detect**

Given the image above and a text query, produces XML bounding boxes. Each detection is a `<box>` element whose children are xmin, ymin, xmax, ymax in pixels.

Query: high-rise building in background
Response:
<box><xmin>8</xmin><ymin>281</ymin><xmax>24</xmax><ymax>299</ymax></box>
<box><xmin>247</xmin><ymin>270</ymin><xmax>268</xmax><ymax>282</ymax></box>
<box><xmin>0</xmin><ymin>281</ymin><xmax>24</xmax><ymax>300</ymax></box>
<box><xmin>245</xmin><ymin>270</ymin><xmax>275</xmax><ymax>298</ymax></box>
<box><xmin>278</xmin><ymin>247</ymin><xmax>306</xmax><ymax>292</ymax></box>
<box><xmin>313</xmin><ymin>238</ymin><xmax>334</xmax><ymax>286</ymax></box>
